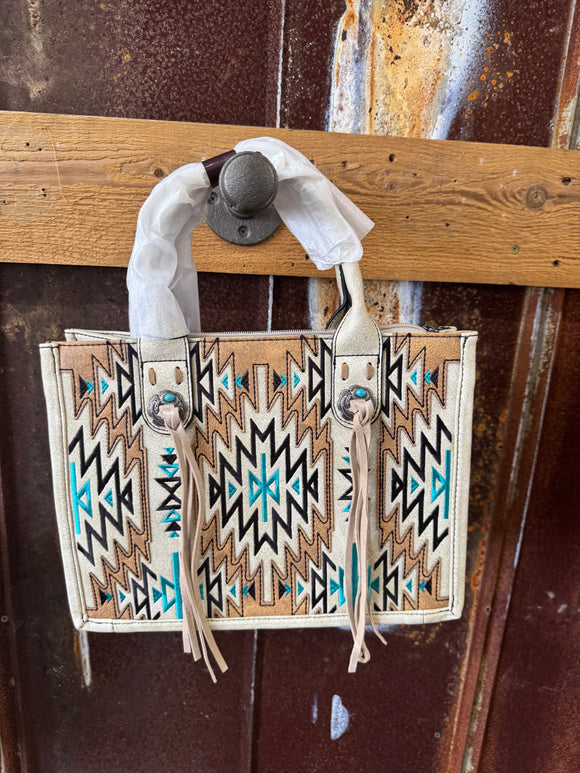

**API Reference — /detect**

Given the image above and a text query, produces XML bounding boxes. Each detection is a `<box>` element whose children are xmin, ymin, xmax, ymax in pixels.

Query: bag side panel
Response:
<box><xmin>40</xmin><ymin>344</ymin><xmax>88</xmax><ymax>629</ymax></box>
<box><xmin>371</xmin><ymin>331</ymin><xmax>478</xmax><ymax>625</ymax></box>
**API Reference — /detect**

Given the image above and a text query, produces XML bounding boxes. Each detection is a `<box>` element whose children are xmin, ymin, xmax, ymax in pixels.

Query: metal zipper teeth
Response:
<box><xmin>65</xmin><ymin>324</ymin><xmax>456</xmax><ymax>340</ymax></box>
<box><xmin>172</xmin><ymin>324</ymin><xmax>456</xmax><ymax>337</ymax></box>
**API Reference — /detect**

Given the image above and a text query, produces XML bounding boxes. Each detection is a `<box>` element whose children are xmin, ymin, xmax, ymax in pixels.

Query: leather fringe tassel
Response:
<box><xmin>345</xmin><ymin>398</ymin><xmax>387</xmax><ymax>672</ymax></box>
<box><xmin>160</xmin><ymin>404</ymin><xmax>228</xmax><ymax>682</ymax></box>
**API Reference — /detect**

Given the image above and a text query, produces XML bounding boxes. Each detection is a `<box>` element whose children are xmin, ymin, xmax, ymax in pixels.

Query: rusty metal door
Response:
<box><xmin>1</xmin><ymin>1</ymin><xmax>579</xmax><ymax>771</ymax></box>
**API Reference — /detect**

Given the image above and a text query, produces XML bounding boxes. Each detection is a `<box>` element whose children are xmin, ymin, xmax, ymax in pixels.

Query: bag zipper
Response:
<box><xmin>194</xmin><ymin>324</ymin><xmax>457</xmax><ymax>337</ymax></box>
<box><xmin>64</xmin><ymin>323</ymin><xmax>458</xmax><ymax>341</ymax></box>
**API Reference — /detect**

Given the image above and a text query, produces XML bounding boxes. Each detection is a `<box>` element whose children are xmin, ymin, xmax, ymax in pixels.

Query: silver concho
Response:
<box><xmin>147</xmin><ymin>390</ymin><xmax>187</xmax><ymax>428</ymax></box>
<box><xmin>337</xmin><ymin>384</ymin><xmax>374</xmax><ymax>422</ymax></box>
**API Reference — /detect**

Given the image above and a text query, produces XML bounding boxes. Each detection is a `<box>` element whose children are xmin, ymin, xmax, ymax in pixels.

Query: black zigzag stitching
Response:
<box><xmin>209</xmin><ymin>417</ymin><xmax>318</xmax><ymax>557</ymax></box>
<box><xmin>307</xmin><ymin>337</ymin><xmax>333</xmax><ymax>417</ymax></box>
<box><xmin>70</xmin><ymin>426</ymin><xmax>134</xmax><ymax>565</ymax></box>
<box><xmin>381</xmin><ymin>337</ymin><xmax>404</xmax><ymax>419</ymax></box>
<box><xmin>390</xmin><ymin>415</ymin><xmax>452</xmax><ymax>550</ymax></box>
<box><xmin>115</xmin><ymin>343</ymin><xmax>141</xmax><ymax>426</ymax></box>
<box><xmin>197</xmin><ymin>556</ymin><xmax>224</xmax><ymax>617</ymax></box>
<box><xmin>310</xmin><ymin>552</ymin><xmax>337</xmax><ymax>614</ymax></box>
<box><xmin>190</xmin><ymin>341</ymin><xmax>215</xmax><ymax>420</ymax></box>
<box><xmin>130</xmin><ymin>561</ymin><xmax>158</xmax><ymax>620</ymax></box>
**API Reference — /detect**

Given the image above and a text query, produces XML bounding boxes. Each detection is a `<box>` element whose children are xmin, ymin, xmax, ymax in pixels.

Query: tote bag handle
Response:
<box><xmin>127</xmin><ymin>137</ymin><xmax>374</xmax><ymax>339</ymax></box>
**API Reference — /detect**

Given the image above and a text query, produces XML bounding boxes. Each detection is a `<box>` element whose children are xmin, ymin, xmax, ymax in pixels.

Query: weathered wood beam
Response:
<box><xmin>1</xmin><ymin>111</ymin><xmax>579</xmax><ymax>287</ymax></box>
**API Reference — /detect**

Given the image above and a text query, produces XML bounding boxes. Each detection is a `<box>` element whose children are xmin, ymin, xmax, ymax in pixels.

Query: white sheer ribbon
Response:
<box><xmin>127</xmin><ymin>137</ymin><xmax>374</xmax><ymax>338</ymax></box>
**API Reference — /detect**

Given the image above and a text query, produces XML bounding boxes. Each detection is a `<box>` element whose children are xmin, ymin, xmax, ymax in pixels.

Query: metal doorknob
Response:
<box><xmin>206</xmin><ymin>151</ymin><xmax>282</xmax><ymax>245</ymax></box>
<box><xmin>220</xmin><ymin>151</ymin><xmax>278</xmax><ymax>217</ymax></box>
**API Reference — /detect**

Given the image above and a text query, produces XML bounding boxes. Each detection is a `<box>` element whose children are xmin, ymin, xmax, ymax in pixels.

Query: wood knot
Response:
<box><xmin>526</xmin><ymin>185</ymin><xmax>547</xmax><ymax>209</ymax></box>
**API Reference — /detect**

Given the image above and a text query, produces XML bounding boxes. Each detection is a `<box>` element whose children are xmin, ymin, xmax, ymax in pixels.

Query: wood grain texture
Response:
<box><xmin>1</xmin><ymin>110</ymin><xmax>580</xmax><ymax>288</ymax></box>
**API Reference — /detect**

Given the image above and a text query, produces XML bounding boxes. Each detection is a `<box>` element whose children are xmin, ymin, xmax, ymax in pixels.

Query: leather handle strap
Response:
<box><xmin>331</xmin><ymin>262</ymin><xmax>382</xmax><ymax>426</ymax></box>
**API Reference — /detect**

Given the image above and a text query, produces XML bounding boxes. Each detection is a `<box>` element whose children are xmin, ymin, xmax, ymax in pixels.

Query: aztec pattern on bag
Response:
<box><xmin>43</xmin><ymin>329</ymin><xmax>475</xmax><ymax>629</ymax></box>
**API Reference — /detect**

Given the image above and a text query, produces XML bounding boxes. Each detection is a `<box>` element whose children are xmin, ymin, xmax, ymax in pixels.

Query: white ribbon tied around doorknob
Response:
<box><xmin>127</xmin><ymin>137</ymin><xmax>374</xmax><ymax>339</ymax></box>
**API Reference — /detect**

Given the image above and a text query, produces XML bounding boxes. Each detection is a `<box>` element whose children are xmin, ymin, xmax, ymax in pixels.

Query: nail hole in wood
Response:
<box><xmin>388</xmin><ymin>153</ymin><xmax>396</xmax><ymax>162</ymax></box>
<box><xmin>562</xmin><ymin>176</ymin><xmax>572</xmax><ymax>185</ymax></box>
<box><xmin>553</xmin><ymin>259</ymin><xmax>561</xmax><ymax>267</ymax></box>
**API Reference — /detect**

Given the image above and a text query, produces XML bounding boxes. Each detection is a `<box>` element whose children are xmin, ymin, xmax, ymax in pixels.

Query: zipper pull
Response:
<box><xmin>423</xmin><ymin>321</ymin><xmax>457</xmax><ymax>332</ymax></box>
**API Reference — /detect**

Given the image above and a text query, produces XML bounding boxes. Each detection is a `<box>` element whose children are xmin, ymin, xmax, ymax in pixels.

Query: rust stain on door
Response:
<box><xmin>329</xmin><ymin>0</ymin><xmax>494</xmax><ymax>139</ymax></box>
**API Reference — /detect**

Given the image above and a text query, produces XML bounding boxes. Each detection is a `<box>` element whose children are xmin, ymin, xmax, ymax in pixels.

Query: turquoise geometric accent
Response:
<box><xmin>106</xmin><ymin>591</ymin><xmax>113</xmax><ymax>602</ymax></box>
<box><xmin>424</xmin><ymin>369</ymin><xmax>432</xmax><ymax>385</ymax></box>
<box><xmin>228</xmin><ymin>481</ymin><xmax>236</xmax><ymax>500</ymax></box>
<box><xmin>161</xmin><ymin>509</ymin><xmax>180</xmax><ymax>523</ymax></box>
<box><xmin>406</xmin><ymin>578</ymin><xmax>413</xmax><ymax>592</ymax></box>
<box><xmin>351</xmin><ymin>544</ymin><xmax>359</xmax><ymax>599</ymax></box>
<box><xmin>221</xmin><ymin>374</ymin><xmax>229</xmax><ymax>389</ymax></box>
<box><xmin>330</xmin><ymin>569</ymin><xmax>346</xmax><ymax>606</ymax></box>
<box><xmin>297</xmin><ymin>581</ymin><xmax>304</xmax><ymax>596</ymax></box>
<box><xmin>101</xmin><ymin>378</ymin><xmax>109</xmax><ymax>394</ymax></box>
<box><xmin>420</xmin><ymin>579</ymin><xmax>426</xmax><ymax>591</ymax></box>
<box><xmin>279</xmin><ymin>373</ymin><xmax>287</xmax><ymax>387</ymax></box>
<box><xmin>119</xmin><ymin>589</ymin><xmax>126</xmax><ymax>604</ymax></box>
<box><xmin>160</xmin><ymin>576</ymin><xmax>176</xmax><ymax>611</ymax></box>
<box><xmin>291</xmin><ymin>478</ymin><xmax>300</xmax><ymax>495</ymax></box>
<box><xmin>284</xmin><ymin>582</ymin><xmax>291</xmax><ymax>595</ymax></box>
<box><xmin>410</xmin><ymin>477</ymin><xmax>419</xmax><ymax>494</ymax></box>
<box><xmin>158</xmin><ymin>463</ymin><xmax>179</xmax><ymax>478</ymax></box>
<box><xmin>172</xmin><ymin>552</ymin><xmax>183</xmax><ymax>619</ymax></box>
<box><xmin>86</xmin><ymin>379</ymin><xmax>94</xmax><ymax>394</ymax></box>
<box><xmin>70</xmin><ymin>462</ymin><xmax>92</xmax><ymax>535</ymax></box>
<box><xmin>411</xmin><ymin>369</ymin><xmax>418</xmax><ymax>385</ymax></box>
<box><xmin>104</xmin><ymin>488</ymin><xmax>113</xmax><ymax>506</ymax></box>
<box><xmin>432</xmin><ymin>449</ymin><xmax>451</xmax><ymax>519</ymax></box>
<box><xmin>371</xmin><ymin>576</ymin><xmax>380</xmax><ymax>594</ymax></box>
<box><xmin>243</xmin><ymin>584</ymin><xmax>249</xmax><ymax>597</ymax></box>
<box><xmin>152</xmin><ymin>575</ymin><xmax>177</xmax><ymax>613</ymax></box>
<box><xmin>230</xmin><ymin>584</ymin><xmax>237</xmax><ymax>598</ymax></box>
<box><xmin>164</xmin><ymin>447</ymin><xmax>175</xmax><ymax>454</ymax></box>
<box><xmin>248</xmin><ymin>452</ymin><xmax>280</xmax><ymax>523</ymax></box>
<box><xmin>349</xmin><ymin>554</ymin><xmax>374</xmax><ymax>602</ymax></box>
<box><xmin>293</xmin><ymin>373</ymin><xmax>300</xmax><ymax>388</ymax></box>
<box><xmin>338</xmin><ymin>567</ymin><xmax>345</xmax><ymax>606</ymax></box>
<box><xmin>235</xmin><ymin>374</ymin><xmax>242</xmax><ymax>388</ymax></box>
<box><xmin>342</xmin><ymin>455</ymin><xmax>350</xmax><ymax>465</ymax></box>
<box><xmin>199</xmin><ymin>584</ymin><xmax>204</xmax><ymax>601</ymax></box>
<box><xmin>342</xmin><ymin>502</ymin><xmax>351</xmax><ymax>513</ymax></box>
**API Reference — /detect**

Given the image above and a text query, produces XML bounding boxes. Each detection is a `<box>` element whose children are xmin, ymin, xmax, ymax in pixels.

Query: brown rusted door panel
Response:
<box><xmin>479</xmin><ymin>289</ymin><xmax>580</xmax><ymax>773</ymax></box>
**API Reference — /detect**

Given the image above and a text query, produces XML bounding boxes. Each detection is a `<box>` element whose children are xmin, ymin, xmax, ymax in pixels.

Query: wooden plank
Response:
<box><xmin>1</xmin><ymin>111</ymin><xmax>580</xmax><ymax>288</ymax></box>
